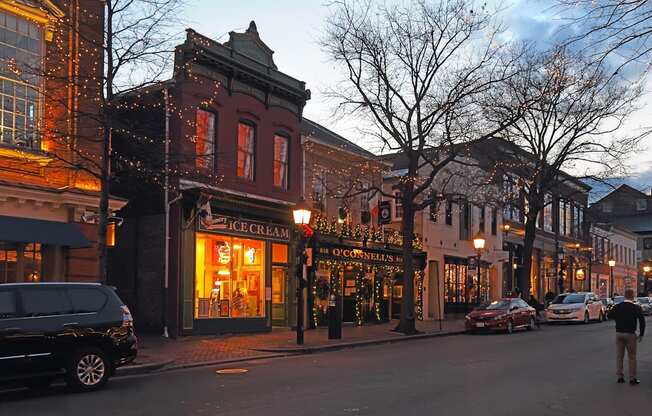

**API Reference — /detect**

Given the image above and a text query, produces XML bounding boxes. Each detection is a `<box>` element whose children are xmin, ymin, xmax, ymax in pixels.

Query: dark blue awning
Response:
<box><xmin>0</xmin><ymin>215</ymin><xmax>91</xmax><ymax>248</ymax></box>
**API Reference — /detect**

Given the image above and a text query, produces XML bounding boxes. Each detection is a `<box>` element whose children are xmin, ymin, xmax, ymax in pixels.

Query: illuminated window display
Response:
<box><xmin>195</xmin><ymin>233</ymin><xmax>265</xmax><ymax>319</ymax></box>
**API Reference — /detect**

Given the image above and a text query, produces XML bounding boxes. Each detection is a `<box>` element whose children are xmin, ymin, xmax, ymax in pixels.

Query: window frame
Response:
<box><xmin>394</xmin><ymin>191</ymin><xmax>403</xmax><ymax>220</ymax></box>
<box><xmin>195</xmin><ymin>108</ymin><xmax>217</xmax><ymax>171</ymax></box>
<box><xmin>445</xmin><ymin>200</ymin><xmax>453</xmax><ymax>226</ymax></box>
<box><xmin>0</xmin><ymin>10</ymin><xmax>45</xmax><ymax>150</ymax></box>
<box><xmin>236</xmin><ymin>120</ymin><xmax>256</xmax><ymax>181</ymax></box>
<box><xmin>272</xmin><ymin>132</ymin><xmax>290</xmax><ymax>190</ymax></box>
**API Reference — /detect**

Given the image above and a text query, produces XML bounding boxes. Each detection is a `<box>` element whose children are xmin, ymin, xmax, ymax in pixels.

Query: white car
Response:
<box><xmin>546</xmin><ymin>292</ymin><xmax>606</xmax><ymax>324</ymax></box>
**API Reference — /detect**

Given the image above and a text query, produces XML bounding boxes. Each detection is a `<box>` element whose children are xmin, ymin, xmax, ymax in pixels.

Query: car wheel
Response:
<box><xmin>583</xmin><ymin>311</ymin><xmax>590</xmax><ymax>324</ymax></box>
<box><xmin>506</xmin><ymin>319</ymin><xmax>514</xmax><ymax>334</ymax></box>
<box><xmin>25</xmin><ymin>376</ymin><xmax>55</xmax><ymax>391</ymax></box>
<box><xmin>66</xmin><ymin>348</ymin><xmax>110</xmax><ymax>392</ymax></box>
<box><xmin>527</xmin><ymin>316</ymin><xmax>535</xmax><ymax>331</ymax></box>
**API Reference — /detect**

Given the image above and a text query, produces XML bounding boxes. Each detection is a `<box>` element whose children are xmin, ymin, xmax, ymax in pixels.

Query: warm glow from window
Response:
<box><xmin>106</xmin><ymin>223</ymin><xmax>116</xmax><ymax>247</ymax></box>
<box><xmin>272</xmin><ymin>243</ymin><xmax>288</xmax><ymax>264</ymax></box>
<box><xmin>195</xmin><ymin>233</ymin><xmax>265</xmax><ymax>319</ymax></box>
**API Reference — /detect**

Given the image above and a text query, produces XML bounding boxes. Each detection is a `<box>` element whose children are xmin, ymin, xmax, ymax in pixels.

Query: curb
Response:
<box><xmin>115</xmin><ymin>328</ymin><xmax>467</xmax><ymax>377</ymax></box>
<box><xmin>250</xmin><ymin>329</ymin><xmax>467</xmax><ymax>354</ymax></box>
<box><xmin>115</xmin><ymin>359</ymin><xmax>175</xmax><ymax>377</ymax></box>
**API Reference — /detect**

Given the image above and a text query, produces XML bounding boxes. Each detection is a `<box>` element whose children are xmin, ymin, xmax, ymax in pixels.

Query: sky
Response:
<box><xmin>182</xmin><ymin>0</ymin><xmax>652</xmax><ymax>193</ymax></box>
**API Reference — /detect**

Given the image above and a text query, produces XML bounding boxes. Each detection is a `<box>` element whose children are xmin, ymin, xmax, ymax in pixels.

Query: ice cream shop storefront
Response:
<box><xmin>186</xmin><ymin>203</ymin><xmax>294</xmax><ymax>335</ymax></box>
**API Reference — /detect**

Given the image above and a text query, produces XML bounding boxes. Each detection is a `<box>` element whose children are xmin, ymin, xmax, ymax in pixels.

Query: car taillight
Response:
<box><xmin>121</xmin><ymin>305</ymin><xmax>133</xmax><ymax>328</ymax></box>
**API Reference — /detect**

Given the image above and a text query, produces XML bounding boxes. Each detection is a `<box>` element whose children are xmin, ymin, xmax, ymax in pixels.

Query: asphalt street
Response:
<box><xmin>1</xmin><ymin>319</ymin><xmax>651</xmax><ymax>416</ymax></box>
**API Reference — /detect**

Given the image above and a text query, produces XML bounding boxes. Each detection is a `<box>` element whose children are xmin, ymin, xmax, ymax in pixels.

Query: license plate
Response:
<box><xmin>475</xmin><ymin>322</ymin><xmax>485</xmax><ymax>328</ymax></box>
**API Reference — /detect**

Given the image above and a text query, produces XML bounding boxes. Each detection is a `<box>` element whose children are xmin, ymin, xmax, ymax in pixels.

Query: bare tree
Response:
<box><xmin>322</xmin><ymin>0</ymin><xmax>521</xmax><ymax>334</ymax></box>
<box><xmin>482</xmin><ymin>46</ymin><xmax>644</xmax><ymax>297</ymax></box>
<box><xmin>8</xmin><ymin>0</ymin><xmax>187</xmax><ymax>283</ymax></box>
<box><xmin>554</xmin><ymin>0</ymin><xmax>652</xmax><ymax>72</ymax></box>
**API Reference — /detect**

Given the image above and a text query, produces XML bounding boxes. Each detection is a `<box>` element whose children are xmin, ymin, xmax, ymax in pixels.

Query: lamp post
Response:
<box><xmin>292</xmin><ymin>201</ymin><xmax>312</xmax><ymax>346</ymax></box>
<box><xmin>473</xmin><ymin>231</ymin><xmax>486</xmax><ymax>305</ymax></box>
<box><xmin>608</xmin><ymin>259</ymin><xmax>616</xmax><ymax>298</ymax></box>
<box><xmin>644</xmin><ymin>265</ymin><xmax>651</xmax><ymax>295</ymax></box>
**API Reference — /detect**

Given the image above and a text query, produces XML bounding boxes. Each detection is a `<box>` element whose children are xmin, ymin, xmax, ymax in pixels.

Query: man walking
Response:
<box><xmin>611</xmin><ymin>289</ymin><xmax>645</xmax><ymax>385</ymax></box>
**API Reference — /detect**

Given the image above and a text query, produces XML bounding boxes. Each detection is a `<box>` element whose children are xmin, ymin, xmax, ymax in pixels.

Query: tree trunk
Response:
<box><xmin>395</xmin><ymin>194</ymin><xmax>418</xmax><ymax>335</ymax></box>
<box><xmin>519</xmin><ymin>211</ymin><xmax>539</xmax><ymax>299</ymax></box>
<box><xmin>97</xmin><ymin>0</ymin><xmax>113</xmax><ymax>285</ymax></box>
<box><xmin>97</xmin><ymin>125</ymin><xmax>111</xmax><ymax>284</ymax></box>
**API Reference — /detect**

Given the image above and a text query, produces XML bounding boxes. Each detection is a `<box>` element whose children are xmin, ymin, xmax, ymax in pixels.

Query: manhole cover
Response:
<box><xmin>216</xmin><ymin>368</ymin><xmax>249</xmax><ymax>375</ymax></box>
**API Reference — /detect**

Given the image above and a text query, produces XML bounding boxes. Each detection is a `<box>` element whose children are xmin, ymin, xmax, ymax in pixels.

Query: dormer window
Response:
<box><xmin>0</xmin><ymin>10</ymin><xmax>43</xmax><ymax>149</ymax></box>
<box><xmin>636</xmin><ymin>199</ymin><xmax>647</xmax><ymax>211</ymax></box>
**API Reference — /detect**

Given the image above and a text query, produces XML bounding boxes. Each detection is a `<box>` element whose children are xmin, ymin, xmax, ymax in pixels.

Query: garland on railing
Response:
<box><xmin>310</xmin><ymin>214</ymin><xmax>423</xmax><ymax>250</ymax></box>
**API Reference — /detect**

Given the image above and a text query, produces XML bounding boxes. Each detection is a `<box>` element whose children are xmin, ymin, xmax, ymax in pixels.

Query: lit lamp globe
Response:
<box><xmin>472</xmin><ymin>231</ymin><xmax>486</xmax><ymax>251</ymax></box>
<box><xmin>292</xmin><ymin>200</ymin><xmax>312</xmax><ymax>226</ymax></box>
<box><xmin>644</xmin><ymin>265</ymin><xmax>651</xmax><ymax>273</ymax></box>
<box><xmin>608</xmin><ymin>259</ymin><xmax>616</xmax><ymax>268</ymax></box>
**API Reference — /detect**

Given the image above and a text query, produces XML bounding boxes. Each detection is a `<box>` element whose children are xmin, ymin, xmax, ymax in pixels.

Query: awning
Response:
<box><xmin>0</xmin><ymin>215</ymin><xmax>91</xmax><ymax>248</ymax></box>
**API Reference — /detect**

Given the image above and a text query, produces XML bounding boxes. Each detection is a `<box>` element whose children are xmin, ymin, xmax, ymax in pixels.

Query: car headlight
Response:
<box><xmin>465</xmin><ymin>315</ymin><xmax>471</xmax><ymax>320</ymax></box>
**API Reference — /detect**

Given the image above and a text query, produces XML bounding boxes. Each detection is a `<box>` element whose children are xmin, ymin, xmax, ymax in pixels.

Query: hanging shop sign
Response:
<box><xmin>318</xmin><ymin>244</ymin><xmax>404</xmax><ymax>266</ymax></box>
<box><xmin>378</xmin><ymin>201</ymin><xmax>391</xmax><ymax>225</ymax></box>
<box><xmin>200</xmin><ymin>214</ymin><xmax>290</xmax><ymax>241</ymax></box>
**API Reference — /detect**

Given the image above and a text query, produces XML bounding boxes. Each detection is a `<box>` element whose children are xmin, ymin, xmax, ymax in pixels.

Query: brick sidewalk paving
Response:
<box><xmin>131</xmin><ymin>319</ymin><xmax>465</xmax><ymax>369</ymax></box>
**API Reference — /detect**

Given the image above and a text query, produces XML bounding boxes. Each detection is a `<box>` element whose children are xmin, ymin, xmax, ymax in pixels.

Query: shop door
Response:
<box><xmin>271</xmin><ymin>266</ymin><xmax>287</xmax><ymax>326</ymax></box>
<box><xmin>342</xmin><ymin>270</ymin><xmax>357</xmax><ymax>323</ymax></box>
<box><xmin>391</xmin><ymin>282</ymin><xmax>403</xmax><ymax>319</ymax></box>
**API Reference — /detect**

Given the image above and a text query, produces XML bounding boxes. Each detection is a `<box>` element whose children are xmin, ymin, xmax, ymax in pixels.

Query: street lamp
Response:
<box><xmin>608</xmin><ymin>259</ymin><xmax>616</xmax><ymax>297</ymax></box>
<box><xmin>292</xmin><ymin>200</ymin><xmax>312</xmax><ymax>345</ymax></box>
<box><xmin>473</xmin><ymin>231</ymin><xmax>486</xmax><ymax>305</ymax></box>
<box><xmin>644</xmin><ymin>265</ymin><xmax>651</xmax><ymax>294</ymax></box>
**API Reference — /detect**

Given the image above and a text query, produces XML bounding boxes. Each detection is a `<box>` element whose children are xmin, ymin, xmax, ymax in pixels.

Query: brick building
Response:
<box><xmin>110</xmin><ymin>22</ymin><xmax>310</xmax><ymax>336</ymax></box>
<box><xmin>0</xmin><ymin>1</ymin><xmax>124</xmax><ymax>284</ymax></box>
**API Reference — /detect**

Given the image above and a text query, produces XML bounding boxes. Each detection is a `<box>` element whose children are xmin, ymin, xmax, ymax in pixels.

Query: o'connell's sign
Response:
<box><xmin>200</xmin><ymin>215</ymin><xmax>290</xmax><ymax>241</ymax></box>
<box><xmin>318</xmin><ymin>245</ymin><xmax>404</xmax><ymax>266</ymax></box>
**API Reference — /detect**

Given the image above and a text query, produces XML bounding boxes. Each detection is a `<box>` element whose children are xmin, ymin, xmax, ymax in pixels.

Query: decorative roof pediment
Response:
<box><xmin>224</xmin><ymin>21</ymin><xmax>277</xmax><ymax>70</ymax></box>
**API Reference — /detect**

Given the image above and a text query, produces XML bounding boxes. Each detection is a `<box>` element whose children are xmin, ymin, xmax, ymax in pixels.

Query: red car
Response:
<box><xmin>465</xmin><ymin>298</ymin><xmax>537</xmax><ymax>334</ymax></box>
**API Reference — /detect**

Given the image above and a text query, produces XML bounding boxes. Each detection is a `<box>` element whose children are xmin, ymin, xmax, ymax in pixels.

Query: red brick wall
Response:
<box><xmin>170</xmin><ymin>76</ymin><xmax>302</xmax><ymax>205</ymax></box>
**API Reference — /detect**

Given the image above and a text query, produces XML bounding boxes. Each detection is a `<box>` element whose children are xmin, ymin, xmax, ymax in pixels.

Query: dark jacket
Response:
<box><xmin>612</xmin><ymin>301</ymin><xmax>646</xmax><ymax>336</ymax></box>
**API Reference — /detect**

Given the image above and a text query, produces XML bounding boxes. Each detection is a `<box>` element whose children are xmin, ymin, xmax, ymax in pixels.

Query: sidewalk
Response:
<box><xmin>120</xmin><ymin>319</ymin><xmax>465</xmax><ymax>375</ymax></box>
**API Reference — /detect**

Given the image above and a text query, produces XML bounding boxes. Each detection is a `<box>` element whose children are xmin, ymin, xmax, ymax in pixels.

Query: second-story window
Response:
<box><xmin>312</xmin><ymin>173</ymin><xmax>326</xmax><ymax>212</ymax></box>
<box><xmin>543</xmin><ymin>194</ymin><xmax>553</xmax><ymax>233</ymax></box>
<box><xmin>195</xmin><ymin>109</ymin><xmax>215</xmax><ymax>170</ymax></box>
<box><xmin>478</xmin><ymin>205</ymin><xmax>485</xmax><ymax>233</ymax></box>
<box><xmin>237</xmin><ymin>122</ymin><xmax>255</xmax><ymax>181</ymax></box>
<box><xmin>394</xmin><ymin>191</ymin><xmax>403</xmax><ymax>219</ymax></box>
<box><xmin>0</xmin><ymin>11</ymin><xmax>43</xmax><ymax>149</ymax></box>
<box><xmin>445</xmin><ymin>200</ymin><xmax>453</xmax><ymax>225</ymax></box>
<box><xmin>273</xmin><ymin>134</ymin><xmax>289</xmax><ymax>189</ymax></box>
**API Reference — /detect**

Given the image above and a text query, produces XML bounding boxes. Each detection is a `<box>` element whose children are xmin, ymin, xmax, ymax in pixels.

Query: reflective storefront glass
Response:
<box><xmin>195</xmin><ymin>233</ymin><xmax>266</xmax><ymax>319</ymax></box>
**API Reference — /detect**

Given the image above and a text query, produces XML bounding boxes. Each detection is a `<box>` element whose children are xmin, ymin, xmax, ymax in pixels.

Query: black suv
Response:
<box><xmin>0</xmin><ymin>283</ymin><xmax>137</xmax><ymax>391</ymax></box>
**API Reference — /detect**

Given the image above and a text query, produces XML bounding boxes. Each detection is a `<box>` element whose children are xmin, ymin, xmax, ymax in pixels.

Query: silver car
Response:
<box><xmin>635</xmin><ymin>297</ymin><xmax>652</xmax><ymax>316</ymax></box>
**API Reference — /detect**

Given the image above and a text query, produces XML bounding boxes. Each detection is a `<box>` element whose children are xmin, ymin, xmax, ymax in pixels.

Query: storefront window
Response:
<box><xmin>23</xmin><ymin>242</ymin><xmax>41</xmax><ymax>282</ymax></box>
<box><xmin>0</xmin><ymin>242</ymin><xmax>17</xmax><ymax>283</ymax></box>
<box><xmin>0</xmin><ymin>241</ymin><xmax>42</xmax><ymax>283</ymax></box>
<box><xmin>195</xmin><ymin>233</ymin><xmax>265</xmax><ymax>319</ymax></box>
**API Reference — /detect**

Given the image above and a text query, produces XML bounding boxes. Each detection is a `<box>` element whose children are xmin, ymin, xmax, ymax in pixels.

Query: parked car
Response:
<box><xmin>466</xmin><ymin>298</ymin><xmax>536</xmax><ymax>334</ymax></box>
<box><xmin>0</xmin><ymin>283</ymin><xmax>137</xmax><ymax>391</ymax></box>
<box><xmin>546</xmin><ymin>292</ymin><xmax>605</xmax><ymax>324</ymax></box>
<box><xmin>606</xmin><ymin>296</ymin><xmax>625</xmax><ymax>319</ymax></box>
<box><xmin>636</xmin><ymin>297</ymin><xmax>652</xmax><ymax>316</ymax></box>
